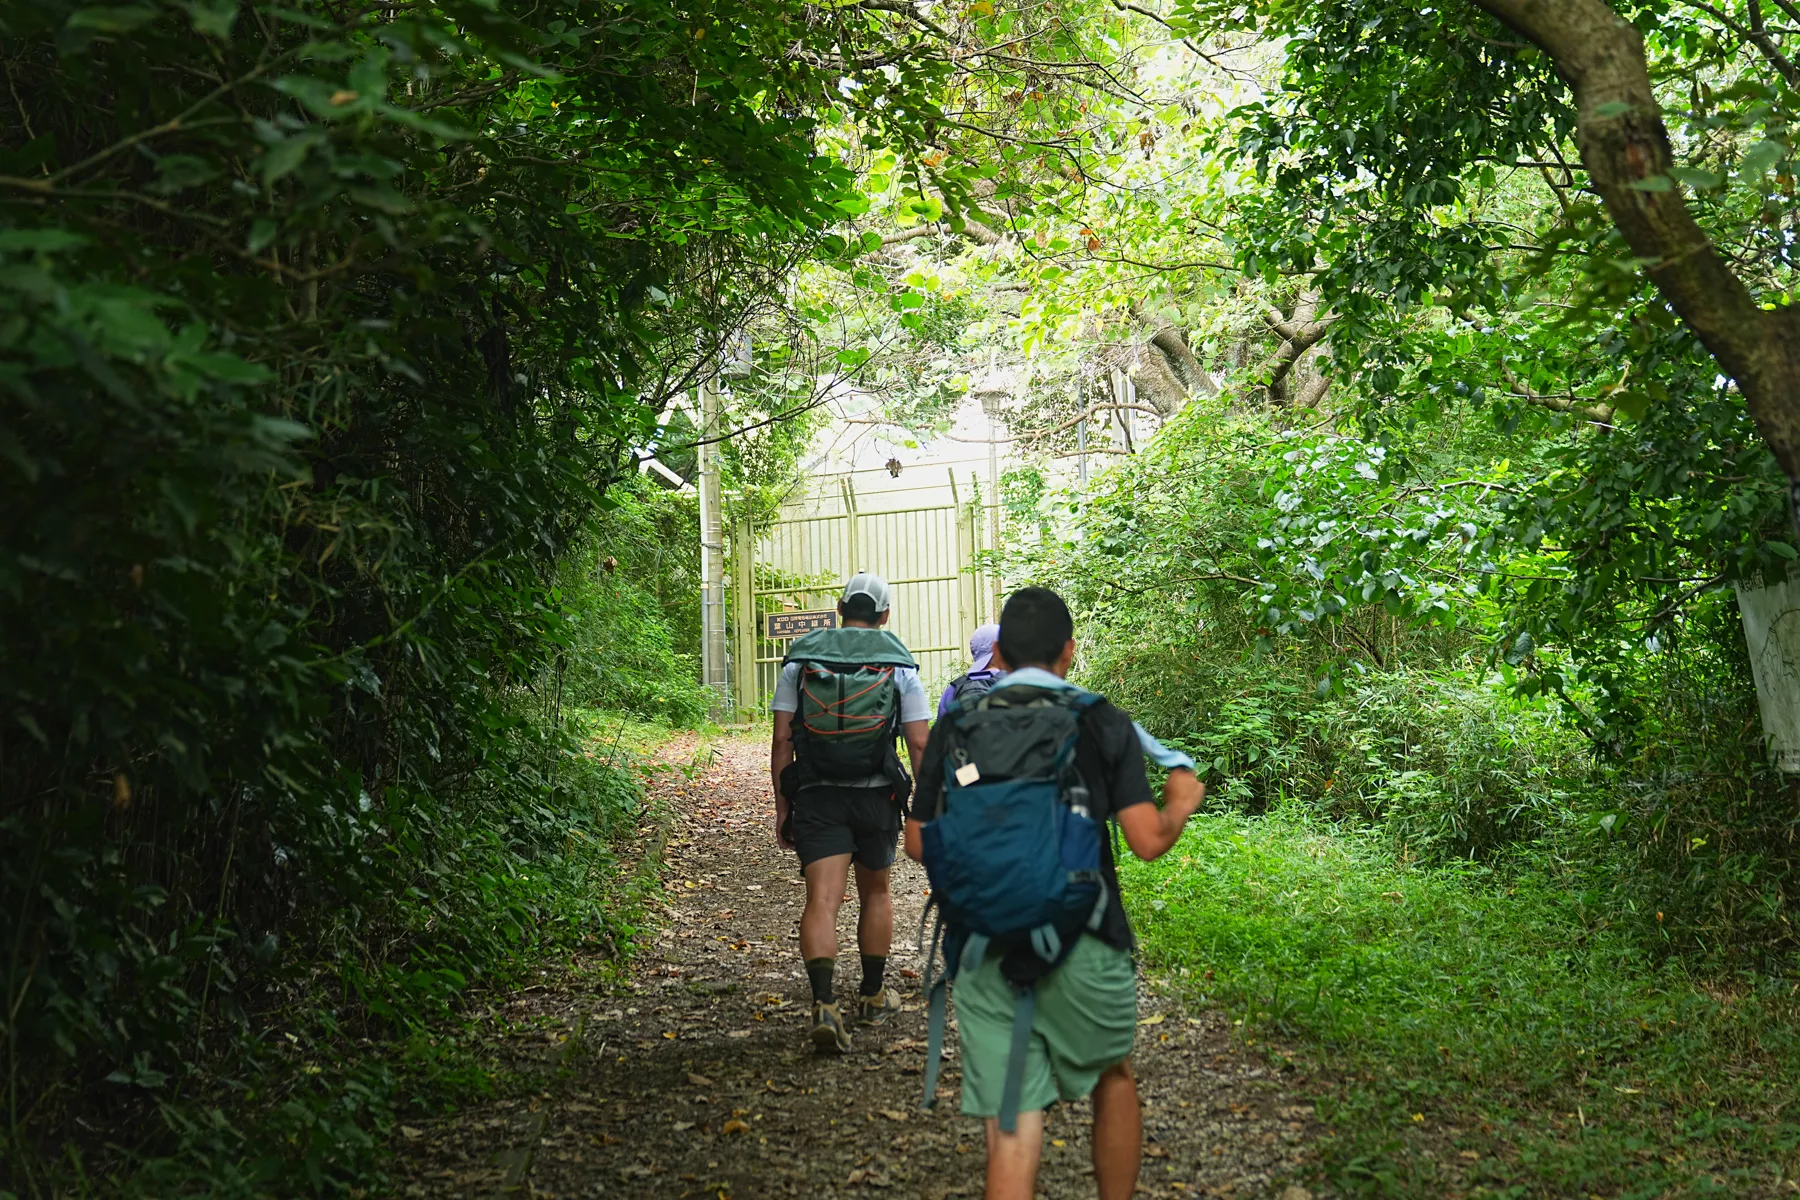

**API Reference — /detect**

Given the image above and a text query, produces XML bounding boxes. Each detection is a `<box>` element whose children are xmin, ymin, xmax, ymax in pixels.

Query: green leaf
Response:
<box><xmin>1593</xmin><ymin>100</ymin><xmax>1634</xmax><ymax>118</ymax></box>
<box><xmin>182</xmin><ymin>0</ymin><xmax>237</xmax><ymax>37</ymax></box>
<box><xmin>1611</xmin><ymin>390</ymin><xmax>1650</xmax><ymax>422</ymax></box>
<box><xmin>149</xmin><ymin>154</ymin><xmax>220</xmax><ymax>196</ymax></box>
<box><xmin>1627</xmin><ymin>174</ymin><xmax>1672</xmax><ymax>193</ymax></box>
<box><xmin>247</xmin><ymin>219</ymin><xmax>279</xmax><ymax>254</ymax></box>
<box><xmin>347</xmin><ymin>184</ymin><xmax>415</xmax><ymax>215</ymax></box>
<box><xmin>182</xmin><ymin>351</ymin><xmax>275</xmax><ymax>384</ymax></box>
<box><xmin>0</xmin><ymin>230</ymin><xmax>88</xmax><ymax>254</ymax></box>
<box><xmin>1767</xmin><ymin>541</ymin><xmax>1799</xmax><ymax>561</ymax></box>
<box><xmin>65</xmin><ymin>5</ymin><xmax>157</xmax><ymax>32</ymax></box>
<box><xmin>261</xmin><ymin>131</ymin><xmax>322</xmax><ymax>183</ymax></box>
<box><xmin>1740</xmin><ymin>139</ymin><xmax>1786</xmax><ymax>179</ymax></box>
<box><xmin>1667</xmin><ymin>166</ymin><xmax>1721</xmax><ymax>192</ymax></box>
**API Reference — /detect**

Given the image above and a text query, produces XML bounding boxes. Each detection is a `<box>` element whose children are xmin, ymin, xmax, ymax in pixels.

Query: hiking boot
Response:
<box><xmin>854</xmin><ymin>987</ymin><xmax>902</xmax><ymax>1025</ymax></box>
<box><xmin>811</xmin><ymin>1001</ymin><xmax>852</xmax><ymax>1052</ymax></box>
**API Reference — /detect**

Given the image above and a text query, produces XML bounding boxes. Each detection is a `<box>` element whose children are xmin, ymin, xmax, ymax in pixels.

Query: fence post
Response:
<box><xmin>732</xmin><ymin>515</ymin><xmax>758</xmax><ymax>715</ymax></box>
<box><xmin>961</xmin><ymin>480</ymin><xmax>985</xmax><ymax>624</ymax></box>
<box><xmin>842</xmin><ymin>477</ymin><xmax>860</xmax><ymax>573</ymax></box>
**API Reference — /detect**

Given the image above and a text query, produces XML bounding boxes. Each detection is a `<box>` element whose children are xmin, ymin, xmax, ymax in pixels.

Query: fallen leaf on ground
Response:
<box><xmin>879</xmin><ymin>1108</ymin><xmax>907</xmax><ymax>1121</ymax></box>
<box><xmin>1138</xmin><ymin>1013</ymin><xmax>1165</xmax><ymax>1026</ymax></box>
<box><xmin>722</xmin><ymin>1119</ymin><xmax>750</xmax><ymax>1135</ymax></box>
<box><xmin>688</xmin><ymin>1073</ymin><xmax>714</xmax><ymax>1088</ymax></box>
<box><xmin>400</xmin><ymin>1125</ymin><xmax>423</xmax><ymax>1139</ymax></box>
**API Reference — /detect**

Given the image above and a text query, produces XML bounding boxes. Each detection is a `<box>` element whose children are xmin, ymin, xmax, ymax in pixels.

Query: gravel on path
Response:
<box><xmin>390</xmin><ymin>732</ymin><xmax>1327</xmax><ymax>1199</ymax></box>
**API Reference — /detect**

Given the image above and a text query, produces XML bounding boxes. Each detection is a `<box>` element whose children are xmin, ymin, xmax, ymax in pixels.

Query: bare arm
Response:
<box><xmin>1116</xmin><ymin>769</ymin><xmax>1204</xmax><ymax>862</ymax></box>
<box><xmin>771</xmin><ymin>710</ymin><xmax>795</xmax><ymax>848</ymax></box>
<box><xmin>902</xmin><ymin>719</ymin><xmax>928</xmax><ymax>776</ymax></box>
<box><xmin>903</xmin><ymin>817</ymin><xmax>923</xmax><ymax>863</ymax></box>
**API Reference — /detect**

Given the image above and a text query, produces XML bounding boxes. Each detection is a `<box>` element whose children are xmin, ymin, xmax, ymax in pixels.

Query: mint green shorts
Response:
<box><xmin>952</xmin><ymin>935</ymin><xmax>1137</xmax><ymax>1118</ymax></box>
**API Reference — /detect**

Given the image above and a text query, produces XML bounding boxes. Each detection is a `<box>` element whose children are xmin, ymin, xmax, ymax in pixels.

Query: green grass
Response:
<box><xmin>1123</xmin><ymin>808</ymin><xmax>1800</xmax><ymax>1198</ymax></box>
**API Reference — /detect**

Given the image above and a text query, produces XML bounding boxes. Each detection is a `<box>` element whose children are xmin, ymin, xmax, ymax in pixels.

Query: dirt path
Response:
<box><xmin>391</xmin><ymin>733</ymin><xmax>1326</xmax><ymax>1199</ymax></box>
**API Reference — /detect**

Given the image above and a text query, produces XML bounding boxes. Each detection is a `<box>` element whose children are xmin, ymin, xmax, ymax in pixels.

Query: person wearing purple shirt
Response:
<box><xmin>938</xmin><ymin>623</ymin><xmax>1005</xmax><ymax>718</ymax></box>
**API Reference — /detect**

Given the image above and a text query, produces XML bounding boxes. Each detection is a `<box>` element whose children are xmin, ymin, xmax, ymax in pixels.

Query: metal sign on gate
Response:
<box><xmin>729</xmin><ymin>471</ymin><xmax>996</xmax><ymax>712</ymax></box>
<box><xmin>765</xmin><ymin>609</ymin><xmax>837</xmax><ymax>639</ymax></box>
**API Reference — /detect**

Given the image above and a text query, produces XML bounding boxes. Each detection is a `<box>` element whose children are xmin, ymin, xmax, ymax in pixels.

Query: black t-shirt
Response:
<box><xmin>909</xmin><ymin>697</ymin><xmax>1154</xmax><ymax>952</ymax></box>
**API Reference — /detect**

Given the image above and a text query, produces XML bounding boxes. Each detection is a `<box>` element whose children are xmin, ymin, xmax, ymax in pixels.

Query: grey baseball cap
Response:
<box><xmin>841</xmin><ymin>571</ymin><xmax>892</xmax><ymax>612</ymax></box>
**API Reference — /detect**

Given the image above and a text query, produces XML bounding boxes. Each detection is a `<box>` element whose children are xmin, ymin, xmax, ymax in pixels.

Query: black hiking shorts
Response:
<box><xmin>791</xmin><ymin>784</ymin><xmax>901</xmax><ymax>872</ymax></box>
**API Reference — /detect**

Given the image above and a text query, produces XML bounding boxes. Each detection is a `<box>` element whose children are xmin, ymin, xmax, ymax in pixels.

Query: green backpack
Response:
<box><xmin>783</xmin><ymin>627</ymin><xmax>917</xmax><ymax>786</ymax></box>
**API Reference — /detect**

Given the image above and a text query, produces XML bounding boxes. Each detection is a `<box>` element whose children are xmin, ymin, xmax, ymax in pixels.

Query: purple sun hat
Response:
<box><xmin>968</xmin><ymin>622</ymin><xmax>1000</xmax><ymax>672</ymax></box>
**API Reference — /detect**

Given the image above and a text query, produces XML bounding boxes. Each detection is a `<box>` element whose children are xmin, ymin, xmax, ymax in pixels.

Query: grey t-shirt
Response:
<box><xmin>773</xmin><ymin>662</ymin><xmax>928</xmax><ymax>789</ymax></box>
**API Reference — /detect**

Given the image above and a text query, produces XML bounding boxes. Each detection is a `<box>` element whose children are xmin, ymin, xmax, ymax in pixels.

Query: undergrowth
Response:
<box><xmin>1126</xmin><ymin>810</ymin><xmax>1800</xmax><ymax>1198</ymax></box>
<box><xmin>10</xmin><ymin>712</ymin><xmax>671</xmax><ymax>1198</ymax></box>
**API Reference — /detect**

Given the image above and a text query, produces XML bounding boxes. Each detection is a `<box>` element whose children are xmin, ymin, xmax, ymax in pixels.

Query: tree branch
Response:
<box><xmin>879</xmin><ymin>224</ymin><xmax>937</xmax><ymax>245</ymax></box>
<box><xmin>1672</xmin><ymin>0</ymin><xmax>1800</xmax><ymax>84</ymax></box>
<box><xmin>1131</xmin><ymin>298</ymin><xmax>1214</xmax><ymax>397</ymax></box>
<box><xmin>1468</xmin><ymin>0</ymin><xmax>1800</xmax><ymax>495</ymax></box>
<box><xmin>1498</xmin><ymin>362</ymin><xmax>1615</xmax><ymax>423</ymax></box>
<box><xmin>1257</xmin><ymin>294</ymin><xmax>1336</xmax><ymax>405</ymax></box>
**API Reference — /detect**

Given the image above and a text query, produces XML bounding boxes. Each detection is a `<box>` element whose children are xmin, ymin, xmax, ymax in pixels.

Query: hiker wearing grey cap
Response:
<box><xmin>770</xmin><ymin>572</ymin><xmax>931</xmax><ymax>1052</ymax></box>
<box><xmin>938</xmin><ymin>622</ymin><xmax>1006</xmax><ymax>718</ymax></box>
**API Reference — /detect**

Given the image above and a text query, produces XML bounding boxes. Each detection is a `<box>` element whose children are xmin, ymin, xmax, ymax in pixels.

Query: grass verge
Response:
<box><xmin>1123</xmin><ymin>808</ymin><xmax>1800</xmax><ymax>1199</ymax></box>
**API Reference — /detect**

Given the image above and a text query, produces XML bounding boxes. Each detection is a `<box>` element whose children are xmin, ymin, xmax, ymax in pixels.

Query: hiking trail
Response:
<box><xmin>390</xmin><ymin>732</ymin><xmax>1326</xmax><ymax>1199</ymax></box>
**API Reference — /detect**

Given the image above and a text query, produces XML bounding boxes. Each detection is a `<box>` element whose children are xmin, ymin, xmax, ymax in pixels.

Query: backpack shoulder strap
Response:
<box><xmin>1071</xmin><ymin>697</ymin><xmax>1111</xmax><ymax>811</ymax></box>
<box><xmin>997</xmin><ymin>985</ymin><xmax>1036</xmax><ymax>1134</ymax></box>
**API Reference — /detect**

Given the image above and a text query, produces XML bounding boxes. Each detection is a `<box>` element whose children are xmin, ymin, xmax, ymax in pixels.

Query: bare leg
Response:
<box><xmin>852</xmin><ymin>862</ymin><xmax>892</xmax><ymax>959</ymax></box>
<box><xmin>983</xmin><ymin>1110</ymin><xmax>1044</xmax><ymax>1200</ymax></box>
<box><xmin>800</xmin><ymin>854</ymin><xmax>851</xmax><ymax>962</ymax></box>
<box><xmin>1091</xmin><ymin>1060</ymin><xmax>1141</xmax><ymax>1200</ymax></box>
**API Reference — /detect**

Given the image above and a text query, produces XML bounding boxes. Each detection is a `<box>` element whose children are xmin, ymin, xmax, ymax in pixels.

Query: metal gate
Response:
<box><xmin>730</xmin><ymin>474</ymin><xmax>996</xmax><ymax>712</ymax></box>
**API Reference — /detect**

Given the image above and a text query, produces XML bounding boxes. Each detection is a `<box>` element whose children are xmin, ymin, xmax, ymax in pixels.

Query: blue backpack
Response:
<box><xmin>916</xmin><ymin>684</ymin><xmax>1110</xmax><ymax>1132</ymax></box>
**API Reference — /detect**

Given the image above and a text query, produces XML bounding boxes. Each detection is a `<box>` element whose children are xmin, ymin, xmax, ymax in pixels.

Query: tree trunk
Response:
<box><xmin>1471</xmin><ymin>0</ymin><xmax>1800</xmax><ymax>495</ymax></box>
<box><xmin>1261</xmin><ymin>293</ymin><xmax>1335</xmax><ymax>407</ymax></box>
<box><xmin>1127</xmin><ymin>346</ymin><xmax>1189</xmax><ymax>416</ymax></box>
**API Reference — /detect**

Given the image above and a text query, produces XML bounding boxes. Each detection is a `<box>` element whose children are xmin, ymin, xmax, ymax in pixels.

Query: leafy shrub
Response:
<box><xmin>0</xmin><ymin>0</ymin><xmax>949</xmax><ymax>1187</ymax></box>
<box><xmin>559</xmin><ymin>483</ymin><xmax>712</xmax><ymax>725</ymax></box>
<box><xmin>1018</xmin><ymin>399</ymin><xmax>1796</xmax><ymax>963</ymax></box>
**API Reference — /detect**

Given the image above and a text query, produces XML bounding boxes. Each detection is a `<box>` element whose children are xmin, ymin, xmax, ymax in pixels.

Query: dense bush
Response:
<box><xmin>560</xmin><ymin>481</ymin><xmax>712</xmax><ymax>725</ymax></box>
<box><xmin>1004</xmin><ymin>399</ymin><xmax>1798</xmax><ymax>965</ymax></box>
<box><xmin>0</xmin><ymin>0</ymin><xmax>950</xmax><ymax>1187</ymax></box>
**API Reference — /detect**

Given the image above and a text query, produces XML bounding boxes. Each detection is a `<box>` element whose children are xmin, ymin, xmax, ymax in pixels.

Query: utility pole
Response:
<box><xmin>1076</xmin><ymin>377</ymin><xmax>1088</xmax><ymax>485</ymax></box>
<box><xmin>697</xmin><ymin>367</ymin><xmax>729</xmax><ymax>719</ymax></box>
<box><xmin>980</xmin><ymin>381</ymin><xmax>1004</xmax><ymax>623</ymax></box>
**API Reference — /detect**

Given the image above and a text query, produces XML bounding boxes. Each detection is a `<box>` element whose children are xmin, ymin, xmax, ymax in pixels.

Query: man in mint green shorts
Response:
<box><xmin>903</xmin><ymin>587</ymin><xmax>1203</xmax><ymax>1199</ymax></box>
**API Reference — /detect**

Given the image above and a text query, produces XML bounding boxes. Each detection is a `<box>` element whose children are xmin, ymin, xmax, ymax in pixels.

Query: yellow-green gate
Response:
<box><xmin>730</xmin><ymin>476</ymin><xmax>995</xmax><ymax>712</ymax></box>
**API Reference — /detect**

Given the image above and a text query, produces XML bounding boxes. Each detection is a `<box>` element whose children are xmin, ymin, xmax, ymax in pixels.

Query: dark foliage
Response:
<box><xmin>0</xmin><ymin>0</ymin><xmax>947</xmax><ymax>1187</ymax></box>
